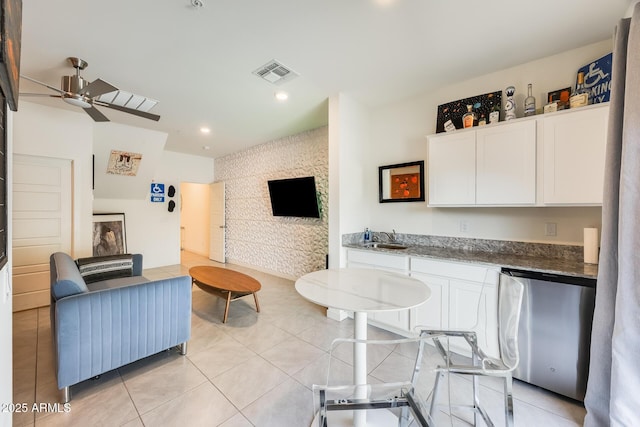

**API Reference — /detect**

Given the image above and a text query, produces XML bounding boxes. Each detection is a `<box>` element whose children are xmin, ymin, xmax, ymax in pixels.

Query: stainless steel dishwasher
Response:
<box><xmin>501</xmin><ymin>267</ymin><xmax>596</xmax><ymax>402</ymax></box>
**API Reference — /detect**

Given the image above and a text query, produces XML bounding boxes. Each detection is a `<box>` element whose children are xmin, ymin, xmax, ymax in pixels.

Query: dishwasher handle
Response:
<box><xmin>501</xmin><ymin>267</ymin><xmax>596</xmax><ymax>288</ymax></box>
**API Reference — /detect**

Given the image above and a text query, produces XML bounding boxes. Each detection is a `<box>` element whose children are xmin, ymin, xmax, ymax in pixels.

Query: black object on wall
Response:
<box><xmin>167</xmin><ymin>184</ymin><xmax>176</xmax><ymax>212</ymax></box>
<box><xmin>267</xmin><ymin>176</ymin><xmax>320</xmax><ymax>218</ymax></box>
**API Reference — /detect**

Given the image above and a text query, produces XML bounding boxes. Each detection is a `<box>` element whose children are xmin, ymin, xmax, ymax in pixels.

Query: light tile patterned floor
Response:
<box><xmin>12</xmin><ymin>251</ymin><xmax>586</xmax><ymax>426</ymax></box>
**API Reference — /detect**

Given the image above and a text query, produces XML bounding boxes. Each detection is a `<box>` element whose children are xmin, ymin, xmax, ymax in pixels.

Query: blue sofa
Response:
<box><xmin>49</xmin><ymin>252</ymin><xmax>192</xmax><ymax>402</ymax></box>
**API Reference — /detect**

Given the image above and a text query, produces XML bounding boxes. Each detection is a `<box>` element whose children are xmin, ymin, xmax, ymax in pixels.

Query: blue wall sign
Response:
<box><xmin>151</xmin><ymin>183</ymin><xmax>165</xmax><ymax>203</ymax></box>
<box><xmin>577</xmin><ymin>53</ymin><xmax>612</xmax><ymax>104</ymax></box>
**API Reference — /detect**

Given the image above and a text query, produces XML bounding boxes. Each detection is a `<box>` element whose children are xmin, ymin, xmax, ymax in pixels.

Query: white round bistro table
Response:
<box><xmin>295</xmin><ymin>268</ymin><xmax>431</xmax><ymax>427</ymax></box>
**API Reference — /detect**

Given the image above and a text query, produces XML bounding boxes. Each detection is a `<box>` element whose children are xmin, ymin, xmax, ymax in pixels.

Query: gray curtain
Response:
<box><xmin>584</xmin><ymin>4</ymin><xmax>640</xmax><ymax>426</ymax></box>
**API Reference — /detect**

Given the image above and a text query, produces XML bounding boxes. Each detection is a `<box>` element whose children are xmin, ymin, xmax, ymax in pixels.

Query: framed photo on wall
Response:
<box><xmin>92</xmin><ymin>213</ymin><xmax>127</xmax><ymax>256</ymax></box>
<box><xmin>379</xmin><ymin>161</ymin><xmax>425</xmax><ymax>203</ymax></box>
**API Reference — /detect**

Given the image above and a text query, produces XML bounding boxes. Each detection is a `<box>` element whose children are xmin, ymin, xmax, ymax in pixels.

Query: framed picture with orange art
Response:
<box><xmin>378</xmin><ymin>161</ymin><xmax>425</xmax><ymax>203</ymax></box>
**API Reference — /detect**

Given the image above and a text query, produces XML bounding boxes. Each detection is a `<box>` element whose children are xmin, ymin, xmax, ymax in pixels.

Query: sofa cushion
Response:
<box><xmin>76</xmin><ymin>254</ymin><xmax>134</xmax><ymax>284</ymax></box>
<box><xmin>50</xmin><ymin>252</ymin><xmax>89</xmax><ymax>300</ymax></box>
<box><xmin>86</xmin><ymin>275</ymin><xmax>150</xmax><ymax>292</ymax></box>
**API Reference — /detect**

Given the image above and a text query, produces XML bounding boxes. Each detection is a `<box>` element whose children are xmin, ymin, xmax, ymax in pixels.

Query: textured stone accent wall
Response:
<box><xmin>214</xmin><ymin>127</ymin><xmax>328</xmax><ymax>278</ymax></box>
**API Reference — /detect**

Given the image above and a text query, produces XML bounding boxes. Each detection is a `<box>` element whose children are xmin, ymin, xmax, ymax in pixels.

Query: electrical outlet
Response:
<box><xmin>459</xmin><ymin>220</ymin><xmax>469</xmax><ymax>233</ymax></box>
<box><xmin>545</xmin><ymin>222</ymin><xmax>557</xmax><ymax>236</ymax></box>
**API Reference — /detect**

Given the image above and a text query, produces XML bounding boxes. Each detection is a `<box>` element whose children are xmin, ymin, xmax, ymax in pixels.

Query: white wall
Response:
<box><xmin>328</xmin><ymin>94</ymin><xmax>370</xmax><ymax>268</ymax></box>
<box><xmin>0</xmin><ymin>109</ymin><xmax>14</xmax><ymax>427</ymax></box>
<box><xmin>93</xmin><ymin>122</ymin><xmax>168</xmax><ymax>200</ymax></box>
<box><xmin>180</xmin><ymin>182</ymin><xmax>210</xmax><ymax>256</ymax></box>
<box><xmin>94</xmin><ymin>151</ymin><xmax>214</xmax><ymax>268</ymax></box>
<box><xmin>358</xmin><ymin>39</ymin><xmax>612</xmax><ymax>245</ymax></box>
<box><xmin>13</xmin><ymin>102</ymin><xmax>94</xmax><ymax>256</ymax></box>
<box><xmin>0</xmin><ymin>268</ymin><xmax>11</xmax><ymax>427</ymax></box>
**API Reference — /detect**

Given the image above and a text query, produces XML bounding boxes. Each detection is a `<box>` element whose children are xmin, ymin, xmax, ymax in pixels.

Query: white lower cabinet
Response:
<box><xmin>346</xmin><ymin>249</ymin><xmax>411</xmax><ymax>332</ymax></box>
<box><xmin>409</xmin><ymin>272</ymin><xmax>449</xmax><ymax>330</ymax></box>
<box><xmin>345</xmin><ymin>249</ymin><xmax>500</xmax><ymax>357</ymax></box>
<box><xmin>410</xmin><ymin>257</ymin><xmax>500</xmax><ymax>358</ymax></box>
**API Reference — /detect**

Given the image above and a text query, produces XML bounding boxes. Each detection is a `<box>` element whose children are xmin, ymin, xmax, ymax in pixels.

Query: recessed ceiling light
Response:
<box><xmin>202</xmin><ymin>145</ymin><xmax>210</xmax><ymax>150</ymax></box>
<box><xmin>275</xmin><ymin>91</ymin><xmax>289</xmax><ymax>101</ymax></box>
<box><xmin>200</xmin><ymin>127</ymin><xmax>211</xmax><ymax>134</ymax></box>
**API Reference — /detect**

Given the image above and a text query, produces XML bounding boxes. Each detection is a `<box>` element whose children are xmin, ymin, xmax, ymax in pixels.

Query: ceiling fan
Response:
<box><xmin>20</xmin><ymin>57</ymin><xmax>160</xmax><ymax>122</ymax></box>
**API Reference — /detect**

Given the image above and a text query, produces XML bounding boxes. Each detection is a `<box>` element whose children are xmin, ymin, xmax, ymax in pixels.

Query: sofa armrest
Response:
<box><xmin>53</xmin><ymin>275</ymin><xmax>192</xmax><ymax>390</ymax></box>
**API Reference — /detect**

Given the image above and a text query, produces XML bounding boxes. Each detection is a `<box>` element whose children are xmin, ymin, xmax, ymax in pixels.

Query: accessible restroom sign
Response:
<box><xmin>150</xmin><ymin>183</ymin><xmax>165</xmax><ymax>202</ymax></box>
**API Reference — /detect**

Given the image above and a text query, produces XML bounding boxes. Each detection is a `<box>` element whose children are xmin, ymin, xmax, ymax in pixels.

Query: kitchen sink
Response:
<box><xmin>364</xmin><ymin>242</ymin><xmax>408</xmax><ymax>250</ymax></box>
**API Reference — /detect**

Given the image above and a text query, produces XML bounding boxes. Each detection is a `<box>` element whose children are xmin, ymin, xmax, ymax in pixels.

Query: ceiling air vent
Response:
<box><xmin>252</xmin><ymin>60</ymin><xmax>299</xmax><ymax>85</ymax></box>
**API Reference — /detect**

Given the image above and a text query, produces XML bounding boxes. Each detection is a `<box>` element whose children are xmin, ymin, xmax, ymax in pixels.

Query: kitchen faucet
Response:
<box><xmin>378</xmin><ymin>229</ymin><xmax>397</xmax><ymax>243</ymax></box>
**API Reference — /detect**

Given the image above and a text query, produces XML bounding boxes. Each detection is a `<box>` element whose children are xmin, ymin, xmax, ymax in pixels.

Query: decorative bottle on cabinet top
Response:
<box><xmin>524</xmin><ymin>83</ymin><xmax>536</xmax><ymax>116</ymax></box>
<box><xmin>570</xmin><ymin>72</ymin><xmax>590</xmax><ymax>108</ymax></box>
<box><xmin>504</xmin><ymin>86</ymin><xmax>516</xmax><ymax>121</ymax></box>
<box><xmin>462</xmin><ymin>105</ymin><xmax>476</xmax><ymax>129</ymax></box>
<box><xmin>489</xmin><ymin>101</ymin><xmax>500</xmax><ymax>124</ymax></box>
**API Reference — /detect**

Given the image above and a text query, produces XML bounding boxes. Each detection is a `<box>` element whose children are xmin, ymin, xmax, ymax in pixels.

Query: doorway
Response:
<box><xmin>180</xmin><ymin>182</ymin><xmax>225</xmax><ymax>262</ymax></box>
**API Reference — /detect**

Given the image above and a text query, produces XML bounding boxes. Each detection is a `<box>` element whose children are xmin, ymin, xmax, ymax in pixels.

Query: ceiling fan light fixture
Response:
<box><xmin>63</xmin><ymin>95</ymin><xmax>91</xmax><ymax>109</ymax></box>
<box><xmin>21</xmin><ymin>57</ymin><xmax>161</xmax><ymax>122</ymax></box>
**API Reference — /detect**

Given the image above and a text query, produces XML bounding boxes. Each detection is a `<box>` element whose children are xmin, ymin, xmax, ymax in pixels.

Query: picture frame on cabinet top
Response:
<box><xmin>379</xmin><ymin>160</ymin><xmax>425</xmax><ymax>203</ymax></box>
<box><xmin>436</xmin><ymin>91</ymin><xmax>501</xmax><ymax>133</ymax></box>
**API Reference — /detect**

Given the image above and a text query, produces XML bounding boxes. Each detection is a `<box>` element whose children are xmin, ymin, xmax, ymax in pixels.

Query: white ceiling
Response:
<box><xmin>18</xmin><ymin>0</ymin><xmax>633</xmax><ymax>159</ymax></box>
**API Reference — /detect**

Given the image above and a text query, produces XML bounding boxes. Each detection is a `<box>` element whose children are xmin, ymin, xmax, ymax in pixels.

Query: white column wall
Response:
<box><xmin>0</xmin><ymin>109</ymin><xmax>14</xmax><ymax>427</ymax></box>
<box><xmin>328</xmin><ymin>93</ymin><xmax>371</xmax><ymax>268</ymax></box>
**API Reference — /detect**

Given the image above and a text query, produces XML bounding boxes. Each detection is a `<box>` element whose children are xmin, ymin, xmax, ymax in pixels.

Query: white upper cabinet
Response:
<box><xmin>541</xmin><ymin>104</ymin><xmax>608</xmax><ymax>205</ymax></box>
<box><xmin>428</xmin><ymin>120</ymin><xmax>536</xmax><ymax>206</ymax></box>
<box><xmin>428</xmin><ymin>131</ymin><xmax>476</xmax><ymax>205</ymax></box>
<box><xmin>476</xmin><ymin>120</ymin><xmax>536</xmax><ymax>205</ymax></box>
<box><xmin>427</xmin><ymin>103</ymin><xmax>608</xmax><ymax>207</ymax></box>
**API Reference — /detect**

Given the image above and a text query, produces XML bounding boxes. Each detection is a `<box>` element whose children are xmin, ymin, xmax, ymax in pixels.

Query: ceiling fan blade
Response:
<box><xmin>19</xmin><ymin>93</ymin><xmax>62</xmax><ymax>98</ymax></box>
<box><xmin>83</xmin><ymin>106</ymin><xmax>110</xmax><ymax>122</ymax></box>
<box><xmin>80</xmin><ymin>78</ymin><xmax>118</xmax><ymax>98</ymax></box>
<box><xmin>95</xmin><ymin>101</ymin><xmax>161</xmax><ymax>121</ymax></box>
<box><xmin>20</xmin><ymin>75</ymin><xmax>67</xmax><ymax>95</ymax></box>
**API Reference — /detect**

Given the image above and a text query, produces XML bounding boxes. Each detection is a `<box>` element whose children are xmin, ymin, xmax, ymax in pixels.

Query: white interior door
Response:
<box><xmin>209</xmin><ymin>182</ymin><xmax>225</xmax><ymax>263</ymax></box>
<box><xmin>12</xmin><ymin>155</ymin><xmax>72</xmax><ymax>311</ymax></box>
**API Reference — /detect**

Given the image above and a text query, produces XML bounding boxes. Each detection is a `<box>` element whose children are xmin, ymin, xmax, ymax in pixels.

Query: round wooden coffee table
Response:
<box><xmin>189</xmin><ymin>266</ymin><xmax>261</xmax><ymax>323</ymax></box>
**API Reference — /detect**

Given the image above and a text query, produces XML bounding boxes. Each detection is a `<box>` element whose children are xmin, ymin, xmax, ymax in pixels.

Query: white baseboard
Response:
<box><xmin>224</xmin><ymin>258</ymin><xmax>298</xmax><ymax>281</ymax></box>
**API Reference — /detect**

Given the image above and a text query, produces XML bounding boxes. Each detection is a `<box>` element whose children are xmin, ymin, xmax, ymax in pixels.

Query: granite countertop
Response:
<box><xmin>343</xmin><ymin>234</ymin><xmax>598</xmax><ymax>279</ymax></box>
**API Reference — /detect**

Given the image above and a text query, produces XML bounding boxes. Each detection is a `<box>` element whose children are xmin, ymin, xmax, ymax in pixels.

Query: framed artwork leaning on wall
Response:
<box><xmin>92</xmin><ymin>213</ymin><xmax>127</xmax><ymax>256</ymax></box>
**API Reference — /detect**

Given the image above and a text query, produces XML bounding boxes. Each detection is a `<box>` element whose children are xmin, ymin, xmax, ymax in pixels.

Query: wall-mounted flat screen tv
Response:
<box><xmin>267</xmin><ymin>176</ymin><xmax>320</xmax><ymax>218</ymax></box>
